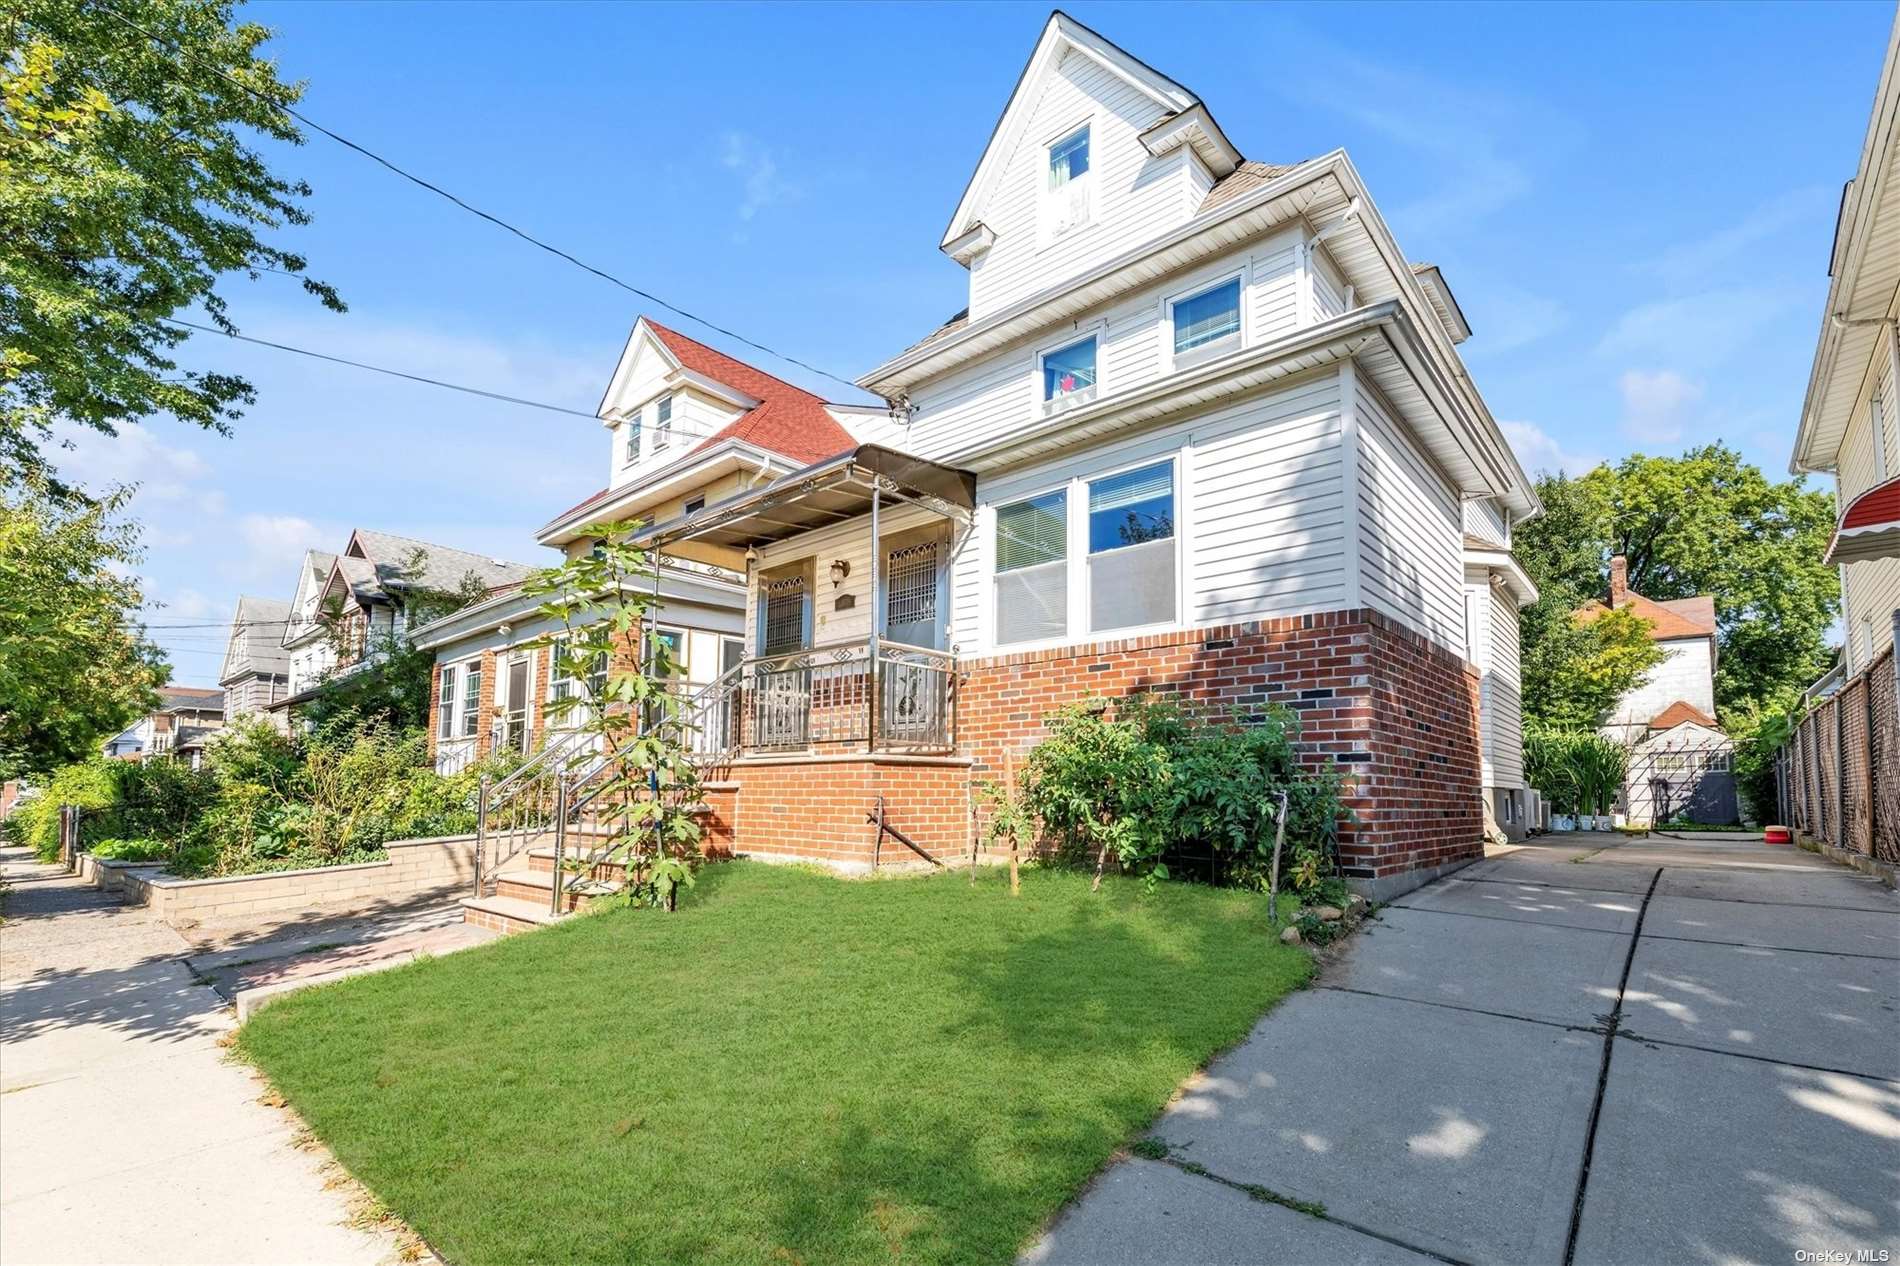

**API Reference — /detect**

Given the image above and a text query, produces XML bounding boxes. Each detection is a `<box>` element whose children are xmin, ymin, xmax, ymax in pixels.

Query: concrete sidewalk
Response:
<box><xmin>1027</xmin><ymin>833</ymin><xmax>1900</xmax><ymax>1266</ymax></box>
<box><xmin>0</xmin><ymin>844</ymin><xmax>476</xmax><ymax>1266</ymax></box>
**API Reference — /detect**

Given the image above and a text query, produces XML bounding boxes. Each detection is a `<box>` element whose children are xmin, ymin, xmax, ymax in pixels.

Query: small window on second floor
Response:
<box><xmin>1173</xmin><ymin>278</ymin><xmax>1242</xmax><ymax>358</ymax></box>
<box><xmin>1042</xmin><ymin>336</ymin><xmax>1097</xmax><ymax>406</ymax></box>
<box><xmin>1048</xmin><ymin>126</ymin><xmax>1089</xmax><ymax>189</ymax></box>
<box><xmin>684</xmin><ymin>496</ymin><xmax>705</xmax><ymax>516</ymax></box>
<box><xmin>654</xmin><ymin>394</ymin><xmax>673</xmax><ymax>449</ymax></box>
<box><xmin>625</xmin><ymin>406</ymin><xmax>642</xmax><ymax>464</ymax></box>
<box><xmin>1046</xmin><ymin>125</ymin><xmax>1091</xmax><ymax>238</ymax></box>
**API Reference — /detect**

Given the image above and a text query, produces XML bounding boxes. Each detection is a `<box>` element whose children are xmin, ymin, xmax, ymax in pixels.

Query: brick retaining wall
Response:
<box><xmin>720</xmin><ymin>755</ymin><xmax>972</xmax><ymax>872</ymax></box>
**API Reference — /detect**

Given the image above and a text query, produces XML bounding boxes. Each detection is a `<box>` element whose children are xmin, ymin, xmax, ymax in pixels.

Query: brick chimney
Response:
<box><xmin>1609</xmin><ymin>555</ymin><xmax>1629</xmax><ymax>607</ymax></box>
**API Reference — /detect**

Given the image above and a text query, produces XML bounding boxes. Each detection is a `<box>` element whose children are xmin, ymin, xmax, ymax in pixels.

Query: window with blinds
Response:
<box><xmin>1172</xmin><ymin>278</ymin><xmax>1242</xmax><ymax>356</ymax></box>
<box><xmin>995</xmin><ymin>490</ymin><xmax>1067</xmax><ymax>645</ymax></box>
<box><xmin>761</xmin><ymin>575</ymin><xmax>808</xmax><ymax>655</ymax></box>
<box><xmin>1088</xmin><ymin>461</ymin><xmax>1175</xmax><ymax>632</ymax></box>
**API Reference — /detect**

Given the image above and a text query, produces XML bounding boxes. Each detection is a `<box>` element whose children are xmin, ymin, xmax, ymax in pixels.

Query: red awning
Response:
<box><xmin>1825</xmin><ymin>474</ymin><xmax>1900</xmax><ymax>565</ymax></box>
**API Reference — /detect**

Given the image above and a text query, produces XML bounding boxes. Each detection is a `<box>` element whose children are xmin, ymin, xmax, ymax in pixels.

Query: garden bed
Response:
<box><xmin>239</xmin><ymin>862</ymin><xmax>1311</xmax><ymax>1266</ymax></box>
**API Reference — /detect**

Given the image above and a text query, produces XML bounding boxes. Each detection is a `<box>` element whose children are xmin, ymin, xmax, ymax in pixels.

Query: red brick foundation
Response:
<box><xmin>956</xmin><ymin>608</ymin><xmax>1482</xmax><ymax>889</ymax></box>
<box><xmin>719</xmin><ymin>755</ymin><xmax>972</xmax><ymax>871</ymax></box>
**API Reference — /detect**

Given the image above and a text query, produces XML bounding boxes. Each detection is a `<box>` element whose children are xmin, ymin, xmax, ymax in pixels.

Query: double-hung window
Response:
<box><xmin>994</xmin><ymin>490</ymin><xmax>1068</xmax><ymax>646</ymax></box>
<box><xmin>549</xmin><ymin>635</ymin><xmax>608</xmax><ymax>721</ymax></box>
<box><xmin>1172</xmin><ymin>277</ymin><xmax>1242</xmax><ymax>360</ymax></box>
<box><xmin>654</xmin><ymin>394</ymin><xmax>673</xmax><ymax>449</ymax></box>
<box><xmin>625</xmin><ymin>406</ymin><xmax>642</xmax><ymax>465</ymax></box>
<box><xmin>1087</xmin><ymin>460</ymin><xmax>1176</xmax><ymax>633</ymax></box>
<box><xmin>459</xmin><ymin>662</ymin><xmax>482</xmax><ymax>738</ymax></box>
<box><xmin>1042</xmin><ymin>336</ymin><xmax>1097</xmax><ymax>410</ymax></box>
<box><xmin>1046</xmin><ymin>125</ymin><xmax>1091</xmax><ymax>237</ymax></box>
<box><xmin>437</xmin><ymin>665</ymin><xmax>458</xmax><ymax>739</ymax></box>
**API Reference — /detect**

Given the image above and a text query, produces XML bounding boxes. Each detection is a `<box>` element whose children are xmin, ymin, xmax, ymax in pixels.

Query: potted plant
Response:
<box><xmin>1574</xmin><ymin>737</ymin><xmax>1627</xmax><ymax>832</ymax></box>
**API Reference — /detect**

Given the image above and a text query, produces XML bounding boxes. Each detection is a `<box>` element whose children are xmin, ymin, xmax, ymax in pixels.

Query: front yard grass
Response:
<box><xmin>239</xmin><ymin>862</ymin><xmax>1310</xmax><ymax>1265</ymax></box>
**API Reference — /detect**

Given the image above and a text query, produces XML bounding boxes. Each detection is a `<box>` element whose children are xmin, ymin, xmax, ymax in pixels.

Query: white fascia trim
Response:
<box><xmin>895</xmin><ymin>151</ymin><xmax>1349</xmax><ymax>388</ymax></box>
<box><xmin>939</xmin><ymin>12</ymin><xmax>1199</xmax><ymax>253</ymax></box>
<box><xmin>535</xmin><ymin>440</ymin><xmax>792</xmax><ymax>546</ymax></box>
<box><xmin>1138</xmin><ymin>103</ymin><xmax>1240</xmax><ymax>176</ymax></box>
<box><xmin>1461</xmin><ymin>546</ymin><xmax>1539</xmax><ymax>606</ymax></box>
<box><xmin>1793</xmin><ymin>16</ymin><xmax>1900</xmax><ymax>474</ymax></box>
<box><xmin>594</xmin><ymin>316</ymin><xmax>686</xmax><ymax>419</ymax></box>
<box><xmin>408</xmin><ymin>567</ymin><xmax>745</xmax><ymax>652</ymax></box>
<box><xmin>945</xmin><ymin>223</ymin><xmax>997</xmax><ymax>267</ymax></box>
<box><xmin>668</xmin><ymin>367</ymin><xmax>760</xmax><ymax>412</ymax></box>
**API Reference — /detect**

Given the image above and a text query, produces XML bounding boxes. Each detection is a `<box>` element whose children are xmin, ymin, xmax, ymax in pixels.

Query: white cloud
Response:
<box><xmin>48</xmin><ymin>420</ymin><xmax>211</xmax><ymax>503</ymax></box>
<box><xmin>1501</xmin><ymin>420</ymin><xmax>1604</xmax><ymax>478</ymax></box>
<box><xmin>1648</xmin><ymin>187</ymin><xmax>1833</xmax><ymax>290</ymax></box>
<box><xmin>219</xmin><ymin>513</ymin><xmax>330</xmax><ymax>586</ymax></box>
<box><xmin>1617</xmin><ymin>369</ymin><xmax>1703</xmax><ymax>443</ymax></box>
<box><xmin>719</xmin><ymin>131</ymin><xmax>798</xmax><ymax>227</ymax></box>
<box><xmin>1595</xmin><ymin>286</ymin><xmax>1795</xmax><ymax>371</ymax></box>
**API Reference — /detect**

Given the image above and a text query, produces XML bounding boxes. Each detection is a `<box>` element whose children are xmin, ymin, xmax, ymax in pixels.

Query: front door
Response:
<box><xmin>882</xmin><ymin>541</ymin><xmax>943</xmax><ymax>649</ymax></box>
<box><xmin>498</xmin><ymin>651</ymin><xmax>532</xmax><ymax>754</ymax></box>
<box><xmin>754</xmin><ymin>575</ymin><xmax>811</xmax><ymax>748</ymax></box>
<box><xmin>881</xmin><ymin>541</ymin><xmax>947</xmax><ymax>743</ymax></box>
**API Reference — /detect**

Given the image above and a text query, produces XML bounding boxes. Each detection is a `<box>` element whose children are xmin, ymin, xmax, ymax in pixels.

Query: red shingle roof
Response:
<box><xmin>644</xmin><ymin>321</ymin><xmax>856</xmax><ymax>466</ymax></box>
<box><xmin>1649</xmin><ymin>699</ymin><xmax>1718</xmax><ymax>731</ymax></box>
<box><xmin>1575</xmin><ymin>591</ymin><xmax>1717</xmax><ymax>641</ymax></box>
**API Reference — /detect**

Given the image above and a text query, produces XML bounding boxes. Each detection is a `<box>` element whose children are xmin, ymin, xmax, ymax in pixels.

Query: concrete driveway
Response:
<box><xmin>1027</xmin><ymin>833</ymin><xmax>1900</xmax><ymax>1266</ymax></box>
<box><xmin>0</xmin><ymin>845</ymin><xmax>435</xmax><ymax>1266</ymax></box>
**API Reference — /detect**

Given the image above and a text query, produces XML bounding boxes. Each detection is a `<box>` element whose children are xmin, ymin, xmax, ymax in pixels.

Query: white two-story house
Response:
<box><xmin>633</xmin><ymin>12</ymin><xmax>1540</xmax><ymax>897</ymax></box>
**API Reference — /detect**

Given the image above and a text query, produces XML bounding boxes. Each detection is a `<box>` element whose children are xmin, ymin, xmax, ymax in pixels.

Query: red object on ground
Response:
<box><xmin>1763</xmin><ymin>825</ymin><xmax>1793</xmax><ymax>845</ymax></box>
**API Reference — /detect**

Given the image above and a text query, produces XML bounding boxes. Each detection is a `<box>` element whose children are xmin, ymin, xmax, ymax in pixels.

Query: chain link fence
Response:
<box><xmin>1778</xmin><ymin>644</ymin><xmax>1898</xmax><ymax>866</ymax></box>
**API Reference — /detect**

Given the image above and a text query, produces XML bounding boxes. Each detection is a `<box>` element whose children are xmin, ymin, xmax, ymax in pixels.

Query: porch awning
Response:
<box><xmin>645</xmin><ymin>444</ymin><xmax>977</xmax><ymax>550</ymax></box>
<box><xmin>1824</xmin><ymin>474</ymin><xmax>1900</xmax><ymax>565</ymax></box>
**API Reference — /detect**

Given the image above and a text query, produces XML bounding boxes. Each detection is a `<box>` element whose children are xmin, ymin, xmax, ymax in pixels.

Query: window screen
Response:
<box><xmin>996</xmin><ymin>490</ymin><xmax>1067</xmax><ymax>645</ymax></box>
<box><xmin>1173</xmin><ymin>279</ymin><xmax>1242</xmax><ymax>354</ymax></box>
<box><xmin>762</xmin><ymin>575</ymin><xmax>807</xmax><ymax>655</ymax></box>
<box><xmin>1043</xmin><ymin>337</ymin><xmax>1097</xmax><ymax>401</ymax></box>
<box><xmin>1088</xmin><ymin>462</ymin><xmax>1175</xmax><ymax>632</ymax></box>
<box><xmin>655</xmin><ymin>394</ymin><xmax>673</xmax><ymax>448</ymax></box>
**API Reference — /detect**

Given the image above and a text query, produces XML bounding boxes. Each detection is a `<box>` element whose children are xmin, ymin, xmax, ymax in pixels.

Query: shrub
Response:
<box><xmin>3</xmin><ymin>761</ymin><xmax>115</xmax><ymax>860</ymax></box>
<box><xmin>1015</xmin><ymin>694</ymin><xmax>1349</xmax><ymax>894</ymax></box>
<box><xmin>1525</xmin><ymin>729</ymin><xmax>1628</xmax><ymax>816</ymax></box>
<box><xmin>86</xmin><ymin>837</ymin><xmax>169</xmax><ymax>862</ymax></box>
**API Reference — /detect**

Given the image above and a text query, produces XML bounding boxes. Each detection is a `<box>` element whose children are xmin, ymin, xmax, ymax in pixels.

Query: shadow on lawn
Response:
<box><xmin>750</xmin><ymin>888</ymin><xmax>1269</xmax><ymax>1265</ymax></box>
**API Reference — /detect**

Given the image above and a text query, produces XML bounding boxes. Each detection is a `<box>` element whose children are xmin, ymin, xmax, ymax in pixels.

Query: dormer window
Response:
<box><xmin>1041</xmin><ymin>335</ymin><xmax>1098</xmax><ymax>411</ymax></box>
<box><xmin>1045</xmin><ymin>125</ymin><xmax>1091</xmax><ymax>239</ymax></box>
<box><xmin>1171</xmin><ymin>277</ymin><xmax>1243</xmax><ymax>362</ymax></box>
<box><xmin>625</xmin><ymin>406</ymin><xmax>643</xmax><ymax>464</ymax></box>
<box><xmin>654</xmin><ymin>394</ymin><xmax>673</xmax><ymax>449</ymax></box>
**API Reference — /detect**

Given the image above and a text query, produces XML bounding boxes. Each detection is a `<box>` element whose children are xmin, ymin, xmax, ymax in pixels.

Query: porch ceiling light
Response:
<box><xmin>830</xmin><ymin>559</ymin><xmax>851</xmax><ymax>588</ymax></box>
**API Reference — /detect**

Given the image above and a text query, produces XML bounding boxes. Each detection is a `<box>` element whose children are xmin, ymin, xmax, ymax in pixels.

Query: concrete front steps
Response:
<box><xmin>458</xmin><ymin>847</ymin><xmax>629</xmax><ymax>935</ymax></box>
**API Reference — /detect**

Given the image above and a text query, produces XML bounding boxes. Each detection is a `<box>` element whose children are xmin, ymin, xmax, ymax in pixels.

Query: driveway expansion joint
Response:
<box><xmin>1612</xmin><ymin>1028</ymin><xmax>1897</xmax><ymax>1083</ymax></box>
<box><xmin>1313</xmin><ymin>983</ymin><xmax>1609</xmax><ymax>1034</ymax></box>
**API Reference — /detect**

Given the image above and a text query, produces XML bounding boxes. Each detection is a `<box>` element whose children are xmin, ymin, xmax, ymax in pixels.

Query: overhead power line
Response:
<box><xmin>93</xmin><ymin>3</ymin><xmax>867</xmax><ymax>397</ymax></box>
<box><xmin>161</xmin><ymin>319</ymin><xmax>599</xmax><ymax>419</ymax></box>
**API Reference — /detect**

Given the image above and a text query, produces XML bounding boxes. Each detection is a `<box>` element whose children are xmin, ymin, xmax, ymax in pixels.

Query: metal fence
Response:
<box><xmin>1778</xmin><ymin>644</ymin><xmax>1898</xmax><ymax>866</ymax></box>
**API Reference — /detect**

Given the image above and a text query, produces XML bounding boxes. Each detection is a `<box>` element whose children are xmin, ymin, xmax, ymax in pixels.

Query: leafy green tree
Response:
<box><xmin>1519</xmin><ymin>598</ymin><xmax>1662</xmax><ymax>730</ymax></box>
<box><xmin>0</xmin><ymin>479</ymin><xmax>167</xmax><ymax>778</ymax></box>
<box><xmin>524</xmin><ymin>522</ymin><xmax>703</xmax><ymax>910</ymax></box>
<box><xmin>2</xmin><ymin>0</ymin><xmax>341</xmax><ymax>497</ymax></box>
<box><xmin>1514</xmin><ymin>444</ymin><xmax>1838</xmax><ymax>722</ymax></box>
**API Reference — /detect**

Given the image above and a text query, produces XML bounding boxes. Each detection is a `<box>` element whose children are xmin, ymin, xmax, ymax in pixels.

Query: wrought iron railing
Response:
<box><xmin>739</xmin><ymin>637</ymin><xmax>955</xmax><ymax>753</ymax></box>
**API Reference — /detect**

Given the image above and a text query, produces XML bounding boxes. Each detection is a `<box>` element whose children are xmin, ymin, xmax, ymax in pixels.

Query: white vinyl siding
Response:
<box><xmin>908</xmin><ymin>232</ymin><xmax>1304</xmax><ymax>464</ymax></box>
<box><xmin>1836</xmin><ymin>358</ymin><xmax>1900</xmax><ymax>666</ymax></box>
<box><xmin>967</xmin><ymin>48</ymin><xmax>1192</xmax><ymax>320</ymax></box>
<box><xmin>1462</xmin><ymin>497</ymin><xmax>1510</xmax><ymax>549</ymax></box>
<box><xmin>1485</xmin><ymin>583</ymin><xmax>1524</xmax><ymax>790</ymax></box>
<box><xmin>949</xmin><ymin>372</ymin><xmax>1347</xmax><ymax>655</ymax></box>
<box><xmin>1311</xmin><ymin>243</ymin><xmax>1349</xmax><ymax>320</ymax></box>
<box><xmin>1353</xmin><ymin>377</ymin><xmax>1465</xmax><ymax>656</ymax></box>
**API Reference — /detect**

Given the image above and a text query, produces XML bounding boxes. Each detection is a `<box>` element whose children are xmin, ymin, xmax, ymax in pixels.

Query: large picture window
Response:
<box><xmin>1172</xmin><ymin>278</ymin><xmax>1242</xmax><ymax>356</ymax></box>
<box><xmin>995</xmin><ymin>489</ymin><xmax>1068</xmax><ymax>646</ymax></box>
<box><xmin>1087</xmin><ymin>461</ymin><xmax>1176</xmax><ymax>632</ymax></box>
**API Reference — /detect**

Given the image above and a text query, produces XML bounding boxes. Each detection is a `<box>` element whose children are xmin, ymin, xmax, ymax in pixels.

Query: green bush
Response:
<box><xmin>1016</xmin><ymin>694</ymin><xmax>1349</xmax><ymax>893</ymax></box>
<box><xmin>3</xmin><ymin>761</ymin><xmax>115</xmax><ymax>860</ymax></box>
<box><xmin>87</xmin><ymin>837</ymin><xmax>170</xmax><ymax>862</ymax></box>
<box><xmin>1525</xmin><ymin>729</ymin><xmax>1628</xmax><ymax>816</ymax></box>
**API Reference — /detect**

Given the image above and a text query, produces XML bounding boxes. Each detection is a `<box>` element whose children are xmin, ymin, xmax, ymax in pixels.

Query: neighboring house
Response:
<box><xmin>102</xmin><ymin>686</ymin><xmax>227</xmax><ymax>769</ymax></box>
<box><xmin>610</xmin><ymin>13</ymin><xmax>1539</xmax><ymax>898</ymax></box>
<box><xmin>218</xmin><ymin>596</ymin><xmax>293</xmax><ymax>730</ymax></box>
<box><xmin>415</xmin><ymin>318</ymin><xmax>882</xmax><ymax>773</ymax></box>
<box><xmin>1792</xmin><ymin>15</ymin><xmax>1900</xmax><ymax>678</ymax></box>
<box><xmin>268</xmin><ymin>532</ymin><xmax>534</xmax><ymax>725</ymax></box>
<box><xmin>1462</xmin><ymin>505</ymin><xmax>1539</xmax><ymax>839</ymax></box>
<box><xmin>1576</xmin><ymin>556</ymin><xmax>1735</xmax><ymax>825</ymax></box>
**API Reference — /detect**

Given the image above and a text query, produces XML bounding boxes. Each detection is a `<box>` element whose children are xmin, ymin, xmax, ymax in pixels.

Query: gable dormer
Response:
<box><xmin>942</xmin><ymin>12</ymin><xmax>1240</xmax><ymax>322</ymax></box>
<box><xmin>597</xmin><ymin>318</ymin><xmax>757</xmax><ymax>490</ymax></box>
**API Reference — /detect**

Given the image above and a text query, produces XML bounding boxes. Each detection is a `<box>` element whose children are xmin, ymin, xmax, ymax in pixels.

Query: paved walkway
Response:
<box><xmin>0</xmin><ymin>844</ymin><xmax>476</xmax><ymax>1265</ymax></box>
<box><xmin>1028</xmin><ymin>832</ymin><xmax>1900</xmax><ymax>1266</ymax></box>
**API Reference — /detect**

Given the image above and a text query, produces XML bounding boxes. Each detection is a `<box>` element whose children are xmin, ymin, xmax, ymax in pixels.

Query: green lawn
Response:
<box><xmin>239</xmin><ymin>862</ymin><xmax>1310</xmax><ymax>1266</ymax></box>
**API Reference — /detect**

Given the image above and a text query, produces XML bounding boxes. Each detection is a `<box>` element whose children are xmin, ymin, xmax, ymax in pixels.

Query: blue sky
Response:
<box><xmin>60</xmin><ymin>0</ymin><xmax>1893</xmax><ymax>681</ymax></box>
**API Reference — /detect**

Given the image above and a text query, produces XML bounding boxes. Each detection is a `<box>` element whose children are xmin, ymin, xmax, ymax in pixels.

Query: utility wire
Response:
<box><xmin>160</xmin><ymin>319</ymin><xmax>599</xmax><ymax>419</ymax></box>
<box><xmin>92</xmin><ymin>2</ymin><xmax>868</xmax><ymax>398</ymax></box>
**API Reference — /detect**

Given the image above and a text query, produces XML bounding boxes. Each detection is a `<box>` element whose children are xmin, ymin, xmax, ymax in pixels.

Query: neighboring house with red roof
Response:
<box><xmin>1576</xmin><ymin>556</ymin><xmax>1737</xmax><ymax>825</ymax></box>
<box><xmin>412</xmin><ymin>317</ymin><xmax>897</xmax><ymax>774</ymax></box>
